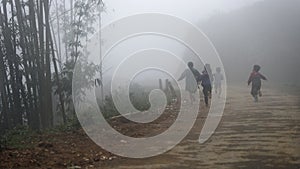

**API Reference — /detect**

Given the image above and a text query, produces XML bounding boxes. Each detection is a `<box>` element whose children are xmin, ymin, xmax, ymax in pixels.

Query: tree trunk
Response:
<box><xmin>0</xmin><ymin>40</ymin><xmax>9</xmax><ymax>130</ymax></box>
<box><xmin>43</xmin><ymin>0</ymin><xmax>54</xmax><ymax>128</ymax></box>
<box><xmin>63</xmin><ymin>0</ymin><xmax>68</xmax><ymax>62</ymax></box>
<box><xmin>50</xmin><ymin>28</ymin><xmax>67</xmax><ymax>124</ymax></box>
<box><xmin>1</xmin><ymin>0</ymin><xmax>22</xmax><ymax>126</ymax></box>
<box><xmin>29</xmin><ymin>0</ymin><xmax>43</xmax><ymax>130</ymax></box>
<box><xmin>55</xmin><ymin>0</ymin><xmax>62</xmax><ymax>70</ymax></box>
<box><xmin>14</xmin><ymin>0</ymin><xmax>35</xmax><ymax>128</ymax></box>
<box><xmin>10</xmin><ymin>0</ymin><xmax>24</xmax><ymax>125</ymax></box>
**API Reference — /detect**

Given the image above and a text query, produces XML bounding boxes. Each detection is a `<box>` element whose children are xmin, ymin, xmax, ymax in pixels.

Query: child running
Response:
<box><xmin>213</xmin><ymin>67</ymin><xmax>224</xmax><ymax>97</ymax></box>
<box><xmin>204</xmin><ymin>64</ymin><xmax>213</xmax><ymax>98</ymax></box>
<box><xmin>178</xmin><ymin>62</ymin><xmax>201</xmax><ymax>103</ymax></box>
<box><xmin>198</xmin><ymin>64</ymin><xmax>212</xmax><ymax>107</ymax></box>
<box><xmin>247</xmin><ymin>65</ymin><xmax>267</xmax><ymax>102</ymax></box>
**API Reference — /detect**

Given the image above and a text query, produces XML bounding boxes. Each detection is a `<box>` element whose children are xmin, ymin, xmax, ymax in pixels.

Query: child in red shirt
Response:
<box><xmin>248</xmin><ymin>65</ymin><xmax>267</xmax><ymax>102</ymax></box>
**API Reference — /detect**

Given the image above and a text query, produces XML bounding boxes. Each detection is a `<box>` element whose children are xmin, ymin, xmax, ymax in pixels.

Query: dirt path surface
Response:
<box><xmin>1</xmin><ymin>86</ymin><xmax>299</xmax><ymax>169</ymax></box>
<box><xmin>98</xmin><ymin>86</ymin><xmax>300</xmax><ymax>169</ymax></box>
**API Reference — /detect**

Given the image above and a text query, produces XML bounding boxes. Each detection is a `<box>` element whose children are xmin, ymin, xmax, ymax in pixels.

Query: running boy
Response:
<box><xmin>178</xmin><ymin>62</ymin><xmax>201</xmax><ymax>103</ymax></box>
<box><xmin>199</xmin><ymin>65</ymin><xmax>212</xmax><ymax>107</ymax></box>
<box><xmin>247</xmin><ymin>65</ymin><xmax>267</xmax><ymax>102</ymax></box>
<box><xmin>214</xmin><ymin>67</ymin><xmax>224</xmax><ymax>97</ymax></box>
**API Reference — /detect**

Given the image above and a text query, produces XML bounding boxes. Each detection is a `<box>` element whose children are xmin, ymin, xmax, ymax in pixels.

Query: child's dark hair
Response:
<box><xmin>188</xmin><ymin>62</ymin><xmax>193</xmax><ymax>68</ymax></box>
<box><xmin>253</xmin><ymin>65</ymin><xmax>261</xmax><ymax>72</ymax></box>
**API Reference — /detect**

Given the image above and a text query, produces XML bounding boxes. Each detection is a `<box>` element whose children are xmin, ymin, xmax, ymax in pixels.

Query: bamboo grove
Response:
<box><xmin>0</xmin><ymin>0</ymin><xmax>103</xmax><ymax>132</ymax></box>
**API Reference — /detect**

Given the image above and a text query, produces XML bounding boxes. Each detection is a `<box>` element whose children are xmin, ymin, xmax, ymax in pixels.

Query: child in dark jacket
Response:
<box><xmin>199</xmin><ymin>64</ymin><xmax>212</xmax><ymax>107</ymax></box>
<box><xmin>248</xmin><ymin>65</ymin><xmax>267</xmax><ymax>102</ymax></box>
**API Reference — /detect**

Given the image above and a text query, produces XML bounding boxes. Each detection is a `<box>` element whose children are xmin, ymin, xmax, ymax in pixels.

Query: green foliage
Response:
<box><xmin>99</xmin><ymin>82</ymin><xmax>179</xmax><ymax>120</ymax></box>
<box><xmin>52</xmin><ymin>118</ymin><xmax>82</xmax><ymax>133</ymax></box>
<box><xmin>52</xmin><ymin>0</ymin><xmax>103</xmax><ymax>123</ymax></box>
<box><xmin>53</xmin><ymin>58</ymin><xmax>99</xmax><ymax>120</ymax></box>
<box><xmin>63</xmin><ymin>0</ymin><xmax>103</xmax><ymax>61</ymax></box>
<box><xmin>100</xmin><ymin>84</ymin><xmax>154</xmax><ymax>119</ymax></box>
<box><xmin>101</xmin><ymin>95</ymin><xmax>120</xmax><ymax>119</ymax></box>
<box><xmin>0</xmin><ymin>122</ymin><xmax>81</xmax><ymax>151</ymax></box>
<box><xmin>129</xmin><ymin>83</ymin><xmax>151</xmax><ymax>111</ymax></box>
<box><xmin>0</xmin><ymin>126</ymin><xmax>37</xmax><ymax>150</ymax></box>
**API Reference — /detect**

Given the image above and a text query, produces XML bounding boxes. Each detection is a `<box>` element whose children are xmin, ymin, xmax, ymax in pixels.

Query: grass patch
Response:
<box><xmin>0</xmin><ymin>126</ymin><xmax>38</xmax><ymax>150</ymax></box>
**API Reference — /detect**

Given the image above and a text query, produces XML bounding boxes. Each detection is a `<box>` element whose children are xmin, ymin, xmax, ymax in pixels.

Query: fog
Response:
<box><xmin>199</xmin><ymin>0</ymin><xmax>300</xmax><ymax>85</ymax></box>
<box><xmin>101</xmin><ymin>0</ymin><xmax>264</xmax><ymax>24</ymax></box>
<box><xmin>91</xmin><ymin>0</ymin><xmax>300</xmax><ymax>96</ymax></box>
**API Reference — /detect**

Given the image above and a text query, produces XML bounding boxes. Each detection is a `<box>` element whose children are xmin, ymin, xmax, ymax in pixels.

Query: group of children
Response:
<box><xmin>178</xmin><ymin>62</ymin><xmax>224</xmax><ymax>106</ymax></box>
<box><xmin>178</xmin><ymin>62</ymin><xmax>267</xmax><ymax>106</ymax></box>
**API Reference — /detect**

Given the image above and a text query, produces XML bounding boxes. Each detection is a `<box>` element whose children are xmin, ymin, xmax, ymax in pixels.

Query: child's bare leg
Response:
<box><xmin>203</xmin><ymin>87</ymin><xmax>209</xmax><ymax>106</ymax></box>
<box><xmin>258</xmin><ymin>90</ymin><xmax>262</xmax><ymax>97</ymax></box>
<box><xmin>251</xmin><ymin>86</ymin><xmax>259</xmax><ymax>102</ymax></box>
<box><xmin>215</xmin><ymin>84</ymin><xmax>218</xmax><ymax>94</ymax></box>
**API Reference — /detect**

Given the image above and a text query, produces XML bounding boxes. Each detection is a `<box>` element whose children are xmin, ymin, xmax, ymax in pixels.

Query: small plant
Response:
<box><xmin>99</xmin><ymin>83</ymin><xmax>177</xmax><ymax>119</ymax></box>
<box><xmin>0</xmin><ymin>126</ymin><xmax>37</xmax><ymax>149</ymax></box>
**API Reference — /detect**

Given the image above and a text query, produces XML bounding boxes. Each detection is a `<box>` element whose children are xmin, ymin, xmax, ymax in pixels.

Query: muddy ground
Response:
<box><xmin>1</xmin><ymin>85</ymin><xmax>299</xmax><ymax>169</ymax></box>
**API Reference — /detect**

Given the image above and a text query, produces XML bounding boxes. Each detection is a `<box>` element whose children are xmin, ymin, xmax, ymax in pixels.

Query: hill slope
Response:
<box><xmin>200</xmin><ymin>0</ymin><xmax>300</xmax><ymax>85</ymax></box>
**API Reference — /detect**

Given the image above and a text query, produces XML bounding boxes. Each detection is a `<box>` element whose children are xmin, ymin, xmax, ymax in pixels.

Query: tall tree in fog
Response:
<box><xmin>53</xmin><ymin>0</ymin><xmax>102</xmax><ymax>119</ymax></box>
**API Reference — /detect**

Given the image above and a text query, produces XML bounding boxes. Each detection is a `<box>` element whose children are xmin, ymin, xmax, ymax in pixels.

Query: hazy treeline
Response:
<box><xmin>200</xmin><ymin>0</ymin><xmax>300</xmax><ymax>85</ymax></box>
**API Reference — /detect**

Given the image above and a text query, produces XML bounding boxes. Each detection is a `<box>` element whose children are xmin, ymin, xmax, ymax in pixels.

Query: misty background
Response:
<box><xmin>99</xmin><ymin>0</ymin><xmax>300</xmax><ymax>87</ymax></box>
<box><xmin>199</xmin><ymin>0</ymin><xmax>300</xmax><ymax>85</ymax></box>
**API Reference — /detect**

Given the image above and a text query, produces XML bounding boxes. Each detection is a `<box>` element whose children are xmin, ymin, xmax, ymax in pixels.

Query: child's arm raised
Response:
<box><xmin>178</xmin><ymin>70</ymin><xmax>186</xmax><ymax>81</ymax></box>
<box><xmin>259</xmin><ymin>73</ymin><xmax>267</xmax><ymax>81</ymax></box>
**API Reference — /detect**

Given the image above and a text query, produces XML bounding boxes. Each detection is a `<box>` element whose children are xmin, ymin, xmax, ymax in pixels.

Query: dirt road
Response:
<box><xmin>99</xmin><ymin>85</ymin><xmax>300</xmax><ymax>169</ymax></box>
<box><xmin>1</xmin><ymin>85</ymin><xmax>299</xmax><ymax>169</ymax></box>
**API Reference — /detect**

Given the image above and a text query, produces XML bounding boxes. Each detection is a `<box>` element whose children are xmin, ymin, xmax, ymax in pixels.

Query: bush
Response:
<box><xmin>0</xmin><ymin>126</ymin><xmax>36</xmax><ymax>150</ymax></box>
<box><xmin>99</xmin><ymin>83</ymin><xmax>177</xmax><ymax>119</ymax></box>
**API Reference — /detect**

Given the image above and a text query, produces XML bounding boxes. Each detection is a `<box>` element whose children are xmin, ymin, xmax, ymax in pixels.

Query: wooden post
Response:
<box><xmin>165</xmin><ymin>79</ymin><xmax>169</xmax><ymax>92</ymax></box>
<box><xmin>159</xmin><ymin>79</ymin><xmax>163</xmax><ymax>90</ymax></box>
